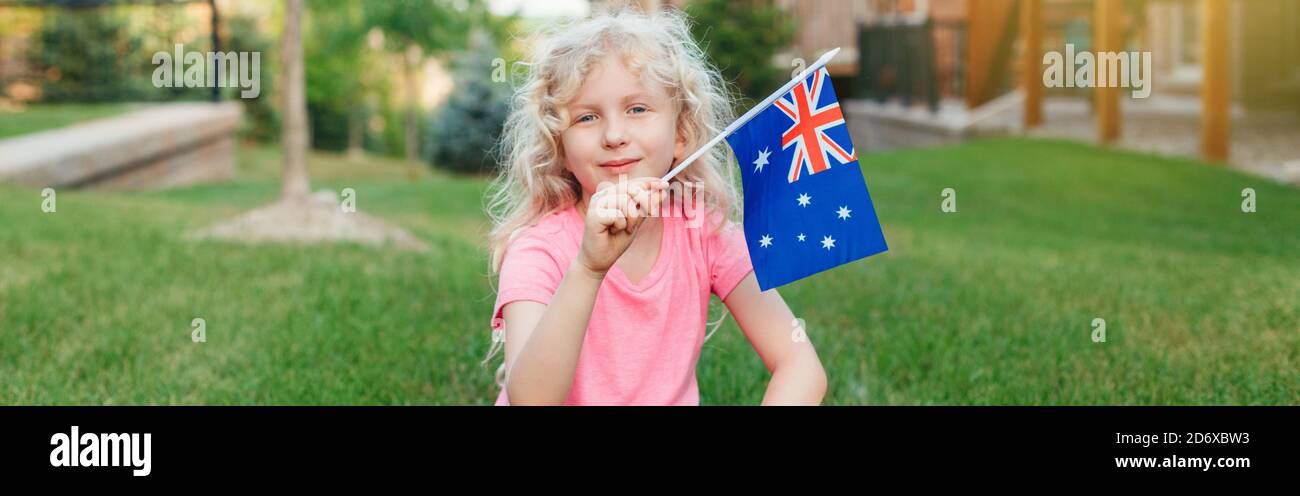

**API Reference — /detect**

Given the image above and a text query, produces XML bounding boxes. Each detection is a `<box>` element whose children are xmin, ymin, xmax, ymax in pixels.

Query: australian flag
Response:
<box><xmin>725</xmin><ymin>67</ymin><xmax>888</xmax><ymax>290</ymax></box>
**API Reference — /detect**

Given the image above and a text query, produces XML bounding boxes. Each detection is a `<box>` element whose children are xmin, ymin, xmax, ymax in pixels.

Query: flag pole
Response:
<box><xmin>660</xmin><ymin>47</ymin><xmax>841</xmax><ymax>183</ymax></box>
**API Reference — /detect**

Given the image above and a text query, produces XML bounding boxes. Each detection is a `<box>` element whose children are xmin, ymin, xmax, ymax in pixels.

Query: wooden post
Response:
<box><xmin>1200</xmin><ymin>0</ymin><xmax>1230</xmax><ymax>162</ymax></box>
<box><xmin>965</xmin><ymin>0</ymin><xmax>1017</xmax><ymax>109</ymax></box>
<box><xmin>1021</xmin><ymin>0</ymin><xmax>1042</xmax><ymax>127</ymax></box>
<box><xmin>1094</xmin><ymin>0</ymin><xmax>1121</xmax><ymax>143</ymax></box>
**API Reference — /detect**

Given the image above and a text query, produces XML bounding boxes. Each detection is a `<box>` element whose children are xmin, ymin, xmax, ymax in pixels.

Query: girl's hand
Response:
<box><xmin>576</xmin><ymin>178</ymin><xmax>668</xmax><ymax>276</ymax></box>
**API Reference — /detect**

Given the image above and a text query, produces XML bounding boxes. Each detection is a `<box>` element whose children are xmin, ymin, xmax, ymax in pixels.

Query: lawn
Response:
<box><xmin>0</xmin><ymin>138</ymin><xmax>1296</xmax><ymax>404</ymax></box>
<box><xmin>0</xmin><ymin>103</ymin><xmax>138</xmax><ymax>139</ymax></box>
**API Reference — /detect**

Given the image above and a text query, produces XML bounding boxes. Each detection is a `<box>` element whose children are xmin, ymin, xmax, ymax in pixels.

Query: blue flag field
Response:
<box><xmin>724</xmin><ymin>66</ymin><xmax>888</xmax><ymax>290</ymax></box>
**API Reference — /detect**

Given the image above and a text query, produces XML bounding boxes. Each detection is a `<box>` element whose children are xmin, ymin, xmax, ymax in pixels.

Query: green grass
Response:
<box><xmin>1</xmin><ymin>138</ymin><xmax>1296</xmax><ymax>404</ymax></box>
<box><xmin>0</xmin><ymin>103</ymin><xmax>137</xmax><ymax>139</ymax></box>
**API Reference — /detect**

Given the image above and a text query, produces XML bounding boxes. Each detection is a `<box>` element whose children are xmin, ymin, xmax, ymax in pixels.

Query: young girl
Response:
<box><xmin>483</xmin><ymin>8</ymin><xmax>827</xmax><ymax>406</ymax></box>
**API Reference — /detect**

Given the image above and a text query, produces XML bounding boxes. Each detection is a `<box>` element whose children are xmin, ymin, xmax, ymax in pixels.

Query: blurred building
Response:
<box><xmin>595</xmin><ymin>0</ymin><xmax>1300</xmax><ymax>182</ymax></box>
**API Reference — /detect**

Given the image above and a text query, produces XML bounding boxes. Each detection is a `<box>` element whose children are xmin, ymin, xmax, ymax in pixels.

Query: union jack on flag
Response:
<box><xmin>772</xmin><ymin>67</ymin><xmax>857</xmax><ymax>183</ymax></box>
<box><xmin>725</xmin><ymin>66</ymin><xmax>888</xmax><ymax>290</ymax></box>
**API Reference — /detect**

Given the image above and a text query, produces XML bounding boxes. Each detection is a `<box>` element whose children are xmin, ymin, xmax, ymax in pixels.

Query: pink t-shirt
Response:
<box><xmin>490</xmin><ymin>204</ymin><xmax>753</xmax><ymax>406</ymax></box>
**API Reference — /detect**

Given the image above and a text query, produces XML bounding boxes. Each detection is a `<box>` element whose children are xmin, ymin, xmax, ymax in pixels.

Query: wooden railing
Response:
<box><xmin>856</xmin><ymin>17</ymin><xmax>960</xmax><ymax>112</ymax></box>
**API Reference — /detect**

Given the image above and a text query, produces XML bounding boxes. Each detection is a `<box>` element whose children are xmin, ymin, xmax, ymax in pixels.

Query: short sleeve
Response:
<box><xmin>706</xmin><ymin>217</ymin><xmax>754</xmax><ymax>300</ymax></box>
<box><xmin>490</xmin><ymin>231</ymin><xmax>565</xmax><ymax>332</ymax></box>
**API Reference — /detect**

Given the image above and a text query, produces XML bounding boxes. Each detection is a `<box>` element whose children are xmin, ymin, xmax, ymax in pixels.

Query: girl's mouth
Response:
<box><xmin>598</xmin><ymin>158</ymin><xmax>640</xmax><ymax>173</ymax></box>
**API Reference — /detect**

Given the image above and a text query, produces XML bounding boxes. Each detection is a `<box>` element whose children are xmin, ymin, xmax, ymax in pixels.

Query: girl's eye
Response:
<box><xmin>629</xmin><ymin>106</ymin><xmax>648</xmax><ymax>114</ymax></box>
<box><xmin>576</xmin><ymin>114</ymin><xmax>596</xmax><ymax>124</ymax></box>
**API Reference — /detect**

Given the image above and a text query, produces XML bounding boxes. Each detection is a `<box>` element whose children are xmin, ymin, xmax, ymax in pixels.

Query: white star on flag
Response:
<box><xmin>796</xmin><ymin>193</ymin><xmax>811</xmax><ymax>207</ymax></box>
<box><xmin>821</xmin><ymin>235</ymin><xmax>836</xmax><ymax>250</ymax></box>
<box><xmin>753</xmin><ymin>147</ymin><xmax>771</xmax><ymax>173</ymax></box>
<box><xmin>759</xmin><ymin>234</ymin><xmax>773</xmax><ymax>248</ymax></box>
<box><xmin>797</xmin><ymin>233</ymin><xmax>806</xmax><ymax>242</ymax></box>
<box><xmin>836</xmin><ymin>205</ymin><xmax>852</xmax><ymax>220</ymax></box>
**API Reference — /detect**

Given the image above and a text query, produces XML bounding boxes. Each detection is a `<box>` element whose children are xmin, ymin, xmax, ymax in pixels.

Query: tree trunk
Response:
<box><xmin>280</xmin><ymin>0</ymin><xmax>311</xmax><ymax>200</ymax></box>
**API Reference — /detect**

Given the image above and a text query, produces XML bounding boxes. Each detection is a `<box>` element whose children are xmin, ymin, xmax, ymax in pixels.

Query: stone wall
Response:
<box><xmin>0</xmin><ymin>102</ymin><xmax>242</xmax><ymax>190</ymax></box>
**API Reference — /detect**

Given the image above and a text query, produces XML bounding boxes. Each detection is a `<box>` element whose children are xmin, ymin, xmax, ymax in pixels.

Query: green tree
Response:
<box><xmin>35</xmin><ymin>8</ymin><xmax>144</xmax><ymax>102</ymax></box>
<box><xmin>425</xmin><ymin>30</ymin><xmax>509</xmax><ymax>174</ymax></box>
<box><xmin>363</xmin><ymin>0</ymin><xmax>472</xmax><ymax>163</ymax></box>
<box><xmin>225</xmin><ymin>14</ymin><xmax>279</xmax><ymax>142</ymax></box>
<box><xmin>685</xmin><ymin>0</ymin><xmax>795</xmax><ymax>106</ymax></box>
<box><xmin>305</xmin><ymin>0</ymin><xmax>373</xmax><ymax>152</ymax></box>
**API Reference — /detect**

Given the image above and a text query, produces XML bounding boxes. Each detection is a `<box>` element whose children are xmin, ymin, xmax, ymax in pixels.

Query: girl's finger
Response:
<box><xmin>626</xmin><ymin>213</ymin><xmax>646</xmax><ymax>234</ymax></box>
<box><xmin>601</xmin><ymin>190</ymin><xmax>630</xmax><ymax>223</ymax></box>
<box><xmin>592</xmin><ymin>193</ymin><xmax>613</xmax><ymax>222</ymax></box>
<box><xmin>598</xmin><ymin>201</ymin><xmax>625</xmax><ymax>230</ymax></box>
<box><xmin>625</xmin><ymin>191</ymin><xmax>641</xmax><ymax>220</ymax></box>
<box><xmin>628</xmin><ymin>189</ymin><xmax>650</xmax><ymax>219</ymax></box>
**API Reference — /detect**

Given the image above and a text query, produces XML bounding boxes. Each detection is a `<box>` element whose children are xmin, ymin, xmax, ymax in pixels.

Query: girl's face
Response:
<box><xmin>559</xmin><ymin>53</ymin><xmax>686</xmax><ymax>198</ymax></box>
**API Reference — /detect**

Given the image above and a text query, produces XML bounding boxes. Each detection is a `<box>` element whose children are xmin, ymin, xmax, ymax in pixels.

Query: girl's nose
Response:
<box><xmin>602</xmin><ymin>117</ymin><xmax>628</xmax><ymax>149</ymax></box>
